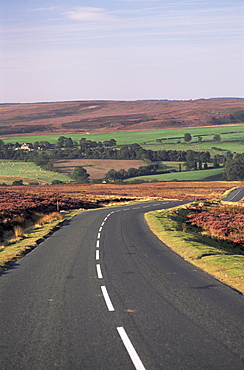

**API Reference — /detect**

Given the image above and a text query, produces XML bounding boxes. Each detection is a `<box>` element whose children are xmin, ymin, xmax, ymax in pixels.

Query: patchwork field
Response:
<box><xmin>53</xmin><ymin>159</ymin><xmax>146</xmax><ymax>179</ymax></box>
<box><xmin>2</xmin><ymin>125</ymin><xmax>244</xmax><ymax>154</ymax></box>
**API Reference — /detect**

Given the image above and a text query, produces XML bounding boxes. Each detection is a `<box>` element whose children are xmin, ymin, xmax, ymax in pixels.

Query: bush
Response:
<box><xmin>12</xmin><ymin>180</ymin><xmax>24</xmax><ymax>186</ymax></box>
<box><xmin>51</xmin><ymin>180</ymin><xmax>64</xmax><ymax>185</ymax></box>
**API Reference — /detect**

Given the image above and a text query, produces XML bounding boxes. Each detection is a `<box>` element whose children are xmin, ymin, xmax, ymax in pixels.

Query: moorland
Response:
<box><xmin>1</xmin><ymin>99</ymin><xmax>244</xmax><ymax>136</ymax></box>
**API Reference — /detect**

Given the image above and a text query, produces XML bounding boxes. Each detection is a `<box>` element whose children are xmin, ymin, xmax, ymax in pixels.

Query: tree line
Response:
<box><xmin>0</xmin><ymin>136</ymin><xmax>243</xmax><ymax>181</ymax></box>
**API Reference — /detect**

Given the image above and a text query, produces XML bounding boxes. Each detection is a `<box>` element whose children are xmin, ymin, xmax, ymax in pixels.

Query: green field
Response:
<box><xmin>0</xmin><ymin>161</ymin><xmax>71</xmax><ymax>184</ymax></box>
<box><xmin>2</xmin><ymin>125</ymin><xmax>244</xmax><ymax>154</ymax></box>
<box><xmin>126</xmin><ymin>168</ymin><xmax>223</xmax><ymax>182</ymax></box>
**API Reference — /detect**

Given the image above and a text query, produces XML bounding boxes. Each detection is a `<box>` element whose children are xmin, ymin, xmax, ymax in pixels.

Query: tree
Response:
<box><xmin>184</xmin><ymin>151</ymin><xmax>195</xmax><ymax>170</ymax></box>
<box><xmin>109</xmin><ymin>139</ymin><xmax>117</xmax><ymax>146</ymax></box>
<box><xmin>198</xmin><ymin>159</ymin><xmax>202</xmax><ymax>170</ymax></box>
<box><xmin>224</xmin><ymin>157</ymin><xmax>244</xmax><ymax>180</ymax></box>
<box><xmin>71</xmin><ymin>166</ymin><xmax>90</xmax><ymax>183</ymax></box>
<box><xmin>104</xmin><ymin>169</ymin><xmax>117</xmax><ymax>181</ymax></box>
<box><xmin>184</xmin><ymin>133</ymin><xmax>192</xmax><ymax>142</ymax></box>
<box><xmin>213</xmin><ymin>156</ymin><xmax>219</xmax><ymax>168</ymax></box>
<box><xmin>213</xmin><ymin>134</ymin><xmax>221</xmax><ymax>142</ymax></box>
<box><xmin>65</xmin><ymin>138</ymin><xmax>74</xmax><ymax>148</ymax></box>
<box><xmin>0</xmin><ymin>140</ymin><xmax>5</xmax><ymax>150</ymax></box>
<box><xmin>57</xmin><ymin>136</ymin><xmax>66</xmax><ymax>148</ymax></box>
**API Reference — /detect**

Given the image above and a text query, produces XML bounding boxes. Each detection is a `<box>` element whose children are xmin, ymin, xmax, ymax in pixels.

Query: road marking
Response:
<box><xmin>96</xmin><ymin>240</ymin><xmax>100</xmax><ymax>248</ymax></box>
<box><xmin>96</xmin><ymin>264</ymin><xmax>103</xmax><ymax>279</ymax></box>
<box><xmin>99</xmin><ymin>226</ymin><xmax>102</xmax><ymax>232</ymax></box>
<box><xmin>117</xmin><ymin>327</ymin><xmax>146</xmax><ymax>370</ymax></box>
<box><xmin>97</xmin><ymin>232</ymin><xmax>101</xmax><ymax>239</ymax></box>
<box><xmin>96</xmin><ymin>250</ymin><xmax>100</xmax><ymax>261</ymax></box>
<box><xmin>101</xmin><ymin>286</ymin><xmax>115</xmax><ymax>311</ymax></box>
<box><xmin>101</xmin><ymin>222</ymin><xmax>105</xmax><ymax>226</ymax></box>
<box><xmin>228</xmin><ymin>188</ymin><xmax>242</xmax><ymax>201</ymax></box>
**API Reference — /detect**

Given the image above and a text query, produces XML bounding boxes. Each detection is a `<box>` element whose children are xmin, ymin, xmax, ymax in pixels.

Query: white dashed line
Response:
<box><xmin>96</xmin><ymin>250</ymin><xmax>100</xmax><ymax>261</ymax></box>
<box><xmin>99</xmin><ymin>226</ymin><xmax>102</xmax><ymax>232</ymax></box>
<box><xmin>96</xmin><ymin>264</ymin><xmax>103</xmax><ymax>279</ymax></box>
<box><xmin>96</xmin><ymin>240</ymin><xmax>100</xmax><ymax>248</ymax></box>
<box><xmin>101</xmin><ymin>286</ymin><xmax>115</xmax><ymax>312</ymax></box>
<box><xmin>117</xmin><ymin>327</ymin><xmax>146</xmax><ymax>370</ymax></box>
<box><xmin>101</xmin><ymin>222</ymin><xmax>105</xmax><ymax>226</ymax></box>
<box><xmin>228</xmin><ymin>188</ymin><xmax>242</xmax><ymax>201</ymax></box>
<box><xmin>97</xmin><ymin>232</ymin><xmax>101</xmax><ymax>239</ymax></box>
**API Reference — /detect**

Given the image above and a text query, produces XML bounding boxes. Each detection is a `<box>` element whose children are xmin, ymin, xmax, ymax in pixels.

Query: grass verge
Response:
<box><xmin>145</xmin><ymin>205</ymin><xmax>244</xmax><ymax>294</ymax></box>
<box><xmin>0</xmin><ymin>209</ymin><xmax>83</xmax><ymax>272</ymax></box>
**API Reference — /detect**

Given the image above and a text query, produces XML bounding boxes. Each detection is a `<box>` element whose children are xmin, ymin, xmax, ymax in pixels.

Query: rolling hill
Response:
<box><xmin>0</xmin><ymin>99</ymin><xmax>243</xmax><ymax>136</ymax></box>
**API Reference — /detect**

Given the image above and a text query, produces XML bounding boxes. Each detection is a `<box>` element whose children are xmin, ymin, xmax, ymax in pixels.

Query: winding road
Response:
<box><xmin>0</xmin><ymin>192</ymin><xmax>243</xmax><ymax>369</ymax></box>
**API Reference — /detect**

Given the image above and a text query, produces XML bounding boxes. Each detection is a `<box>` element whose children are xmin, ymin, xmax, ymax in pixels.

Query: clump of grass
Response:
<box><xmin>14</xmin><ymin>225</ymin><xmax>25</xmax><ymax>238</ymax></box>
<box><xmin>36</xmin><ymin>212</ymin><xmax>63</xmax><ymax>226</ymax></box>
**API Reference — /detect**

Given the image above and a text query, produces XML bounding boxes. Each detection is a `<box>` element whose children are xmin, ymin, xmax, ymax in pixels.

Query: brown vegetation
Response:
<box><xmin>0</xmin><ymin>181</ymin><xmax>242</xmax><ymax>244</ymax></box>
<box><xmin>53</xmin><ymin>159</ymin><xmax>146</xmax><ymax>179</ymax></box>
<box><xmin>186</xmin><ymin>203</ymin><xmax>244</xmax><ymax>250</ymax></box>
<box><xmin>0</xmin><ymin>99</ymin><xmax>243</xmax><ymax>135</ymax></box>
<box><xmin>4</xmin><ymin>180</ymin><xmax>243</xmax><ymax>203</ymax></box>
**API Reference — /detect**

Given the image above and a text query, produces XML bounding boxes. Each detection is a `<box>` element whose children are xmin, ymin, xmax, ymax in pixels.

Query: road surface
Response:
<box><xmin>223</xmin><ymin>186</ymin><xmax>244</xmax><ymax>202</ymax></box>
<box><xmin>0</xmin><ymin>199</ymin><xmax>243</xmax><ymax>369</ymax></box>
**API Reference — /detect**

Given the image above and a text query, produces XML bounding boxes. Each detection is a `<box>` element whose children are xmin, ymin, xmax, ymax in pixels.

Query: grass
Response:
<box><xmin>0</xmin><ymin>161</ymin><xmax>71</xmax><ymax>184</ymax></box>
<box><xmin>145</xmin><ymin>206</ymin><xmax>244</xmax><ymax>293</ymax></box>
<box><xmin>126</xmin><ymin>168</ymin><xmax>223</xmax><ymax>182</ymax></box>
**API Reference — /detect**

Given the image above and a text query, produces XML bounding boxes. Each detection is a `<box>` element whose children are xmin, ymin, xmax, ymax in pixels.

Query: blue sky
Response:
<box><xmin>0</xmin><ymin>0</ymin><xmax>243</xmax><ymax>102</ymax></box>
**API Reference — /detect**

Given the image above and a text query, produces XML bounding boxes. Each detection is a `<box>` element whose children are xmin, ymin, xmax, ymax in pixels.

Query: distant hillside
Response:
<box><xmin>0</xmin><ymin>99</ymin><xmax>243</xmax><ymax>136</ymax></box>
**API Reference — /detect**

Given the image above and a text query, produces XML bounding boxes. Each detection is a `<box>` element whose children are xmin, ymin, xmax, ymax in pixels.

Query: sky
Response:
<box><xmin>0</xmin><ymin>0</ymin><xmax>243</xmax><ymax>103</ymax></box>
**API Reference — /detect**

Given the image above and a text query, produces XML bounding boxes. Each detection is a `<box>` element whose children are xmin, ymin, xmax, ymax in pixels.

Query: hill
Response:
<box><xmin>0</xmin><ymin>99</ymin><xmax>243</xmax><ymax>136</ymax></box>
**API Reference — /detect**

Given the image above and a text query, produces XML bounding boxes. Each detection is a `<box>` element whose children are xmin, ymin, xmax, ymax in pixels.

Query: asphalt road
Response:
<box><xmin>223</xmin><ymin>186</ymin><xmax>244</xmax><ymax>202</ymax></box>
<box><xmin>0</xmin><ymin>199</ymin><xmax>243</xmax><ymax>369</ymax></box>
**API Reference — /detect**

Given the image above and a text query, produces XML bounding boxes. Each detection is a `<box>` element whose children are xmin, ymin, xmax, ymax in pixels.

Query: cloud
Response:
<box><xmin>64</xmin><ymin>7</ymin><xmax>115</xmax><ymax>22</ymax></box>
<box><xmin>30</xmin><ymin>7</ymin><xmax>59</xmax><ymax>12</ymax></box>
